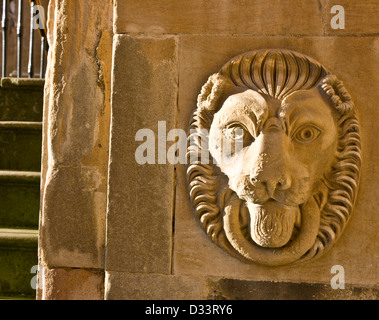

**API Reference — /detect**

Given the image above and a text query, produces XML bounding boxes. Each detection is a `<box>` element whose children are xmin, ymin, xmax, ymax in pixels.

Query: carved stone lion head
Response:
<box><xmin>187</xmin><ymin>49</ymin><xmax>361</xmax><ymax>266</ymax></box>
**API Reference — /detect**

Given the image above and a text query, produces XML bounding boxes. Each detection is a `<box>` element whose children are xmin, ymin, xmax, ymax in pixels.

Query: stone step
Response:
<box><xmin>0</xmin><ymin>171</ymin><xmax>40</xmax><ymax>229</ymax></box>
<box><xmin>0</xmin><ymin>121</ymin><xmax>42</xmax><ymax>171</ymax></box>
<box><xmin>0</xmin><ymin>78</ymin><xmax>44</xmax><ymax>122</ymax></box>
<box><xmin>0</xmin><ymin>295</ymin><xmax>35</xmax><ymax>300</ymax></box>
<box><xmin>0</xmin><ymin>228</ymin><xmax>38</xmax><ymax>298</ymax></box>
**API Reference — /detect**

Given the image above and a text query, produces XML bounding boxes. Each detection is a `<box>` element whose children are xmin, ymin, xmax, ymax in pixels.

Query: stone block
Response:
<box><xmin>208</xmin><ymin>278</ymin><xmax>379</xmax><ymax>300</ymax></box>
<box><xmin>105</xmin><ymin>35</ymin><xmax>178</xmax><ymax>274</ymax></box>
<box><xmin>104</xmin><ymin>273</ymin><xmax>379</xmax><ymax>300</ymax></box>
<box><xmin>173</xmin><ymin>35</ymin><xmax>379</xmax><ymax>286</ymax></box>
<box><xmin>39</xmin><ymin>166</ymin><xmax>107</xmax><ymax>269</ymax></box>
<box><xmin>105</xmin><ymin>272</ymin><xmax>208</xmax><ymax>300</ymax></box>
<box><xmin>39</xmin><ymin>267</ymin><xmax>104</xmax><ymax>300</ymax></box>
<box><xmin>42</xmin><ymin>0</ymin><xmax>113</xmax><ymax>169</ymax></box>
<box><xmin>114</xmin><ymin>0</ymin><xmax>324</xmax><ymax>35</ymax></box>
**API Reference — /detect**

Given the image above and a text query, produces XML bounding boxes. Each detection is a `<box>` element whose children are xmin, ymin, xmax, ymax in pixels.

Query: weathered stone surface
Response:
<box><xmin>105</xmin><ymin>272</ymin><xmax>379</xmax><ymax>300</ymax></box>
<box><xmin>208</xmin><ymin>278</ymin><xmax>379</xmax><ymax>300</ymax></box>
<box><xmin>105</xmin><ymin>272</ymin><xmax>208</xmax><ymax>300</ymax></box>
<box><xmin>105</xmin><ymin>34</ymin><xmax>178</xmax><ymax>274</ymax></box>
<box><xmin>174</xmin><ymin>35</ymin><xmax>379</xmax><ymax>287</ymax></box>
<box><xmin>39</xmin><ymin>166</ymin><xmax>107</xmax><ymax>268</ymax></box>
<box><xmin>39</xmin><ymin>267</ymin><xmax>104</xmax><ymax>300</ymax></box>
<box><xmin>39</xmin><ymin>0</ymin><xmax>113</xmax><ymax>270</ymax></box>
<box><xmin>114</xmin><ymin>0</ymin><xmax>324</xmax><ymax>35</ymax></box>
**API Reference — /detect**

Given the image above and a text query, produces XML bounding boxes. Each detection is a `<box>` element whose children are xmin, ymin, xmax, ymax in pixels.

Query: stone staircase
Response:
<box><xmin>0</xmin><ymin>78</ymin><xmax>43</xmax><ymax>299</ymax></box>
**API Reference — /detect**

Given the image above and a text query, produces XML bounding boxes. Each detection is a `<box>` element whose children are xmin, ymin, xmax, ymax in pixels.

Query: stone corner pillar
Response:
<box><xmin>38</xmin><ymin>0</ymin><xmax>113</xmax><ymax>300</ymax></box>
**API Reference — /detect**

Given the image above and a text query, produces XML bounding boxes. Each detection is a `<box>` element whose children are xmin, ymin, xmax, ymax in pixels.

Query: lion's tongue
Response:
<box><xmin>248</xmin><ymin>201</ymin><xmax>298</xmax><ymax>248</ymax></box>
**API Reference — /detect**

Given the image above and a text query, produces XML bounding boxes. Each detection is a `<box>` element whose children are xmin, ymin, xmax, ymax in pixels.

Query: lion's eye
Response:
<box><xmin>223</xmin><ymin>123</ymin><xmax>253</xmax><ymax>143</ymax></box>
<box><xmin>293</xmin><ymin>125</ymin><xmax>322</xmax><ymax>144</ymax></box>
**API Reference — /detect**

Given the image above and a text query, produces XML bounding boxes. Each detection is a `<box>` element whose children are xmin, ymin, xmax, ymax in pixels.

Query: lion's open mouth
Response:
<box><xmin>248</xmin><ymin>200</ymin><xmax>300</xmax><ymax>248</ymax></box>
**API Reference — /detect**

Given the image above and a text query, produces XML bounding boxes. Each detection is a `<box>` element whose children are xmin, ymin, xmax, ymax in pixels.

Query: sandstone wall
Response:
<box><xmin>39</xmin><ymin>0</ymin><xmax>379</xmax><ymax>299</ymax></box>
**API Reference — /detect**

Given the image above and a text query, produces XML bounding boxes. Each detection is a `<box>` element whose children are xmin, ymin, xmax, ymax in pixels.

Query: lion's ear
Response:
<box><xmin>321</xmin><ymin>74</ymin><xmax>355</xmax><ymax>115</ymax></box>
<box><xmin>197</xmin><ymin>73</ymin><xmax>228</xmax><ymax>112</ymax></box>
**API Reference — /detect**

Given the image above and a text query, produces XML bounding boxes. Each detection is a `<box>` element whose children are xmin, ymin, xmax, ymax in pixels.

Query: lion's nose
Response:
<box><xmin>250</xmin><ymin>170</ymin><xmax>292</xmax><ymax>198</ymax></box>
<box><xmin>248</xmin><ymin>132</ymin><xmax>292</xmax><ymax>198</ymax></box>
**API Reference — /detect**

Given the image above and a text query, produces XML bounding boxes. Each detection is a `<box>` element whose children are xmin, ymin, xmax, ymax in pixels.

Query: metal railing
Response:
<box><xmin>1</xmin><ymin>0</ymin><xmax>48</xmax><ymax>79</ymax></box>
